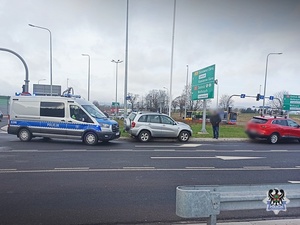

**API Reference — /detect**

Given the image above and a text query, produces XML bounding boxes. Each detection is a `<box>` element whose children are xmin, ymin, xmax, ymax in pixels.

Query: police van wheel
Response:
<box><xmin>18</xmin><ymin>128</ymin><xmax>32</xmax><ymax>142</ymax></box>
<box><xmin>83</xmin><ymin>132</ymin><xmax>98</xmax><ymax>145</ymax></box>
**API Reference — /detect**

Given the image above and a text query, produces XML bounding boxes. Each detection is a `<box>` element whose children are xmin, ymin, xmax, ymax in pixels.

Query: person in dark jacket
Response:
<box><xmin>210</xmin><ymin>111</ymin><xmax>221</xmax><ymax>139</ymax></box>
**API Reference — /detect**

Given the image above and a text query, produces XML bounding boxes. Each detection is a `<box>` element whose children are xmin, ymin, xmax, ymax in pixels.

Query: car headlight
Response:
<box><xmin>99</xmin><ymin>123</ymin><xmax>110</xmax><ymax>128</ymax></box>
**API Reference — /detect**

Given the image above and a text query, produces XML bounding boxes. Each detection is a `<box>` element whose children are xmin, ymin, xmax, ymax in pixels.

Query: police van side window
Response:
<box><xmin>70</xmin><ymin>105</ymin><xmax>93</xmax><ymax>123</ymax></box>
<box><xmin>40</xmin><ymin>102</ymin><xmax>65</xmax><ymax>118</ymax></box>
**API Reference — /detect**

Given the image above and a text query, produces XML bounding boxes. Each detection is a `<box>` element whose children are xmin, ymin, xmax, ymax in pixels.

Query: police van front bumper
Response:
<box><xmin>97</xmin><ymin>131</ymin><xmax>120</xmax><ymax>141</ymax></box>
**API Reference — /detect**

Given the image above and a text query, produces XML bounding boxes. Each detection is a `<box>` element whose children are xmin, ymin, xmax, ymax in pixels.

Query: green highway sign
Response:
<box><xmin>191</xmin><ymin>64</ymin><xmax>215</xmax><ymax>100</ymax></box>
<box><xmin>283</xmin><ymin>95</ymin><xmax>300</xmax><ymax>111</ymax></box>
<box><xmin>112</xmin><ymin>102</ymin><xmax>120</xmax><ymax>106</ymax></box>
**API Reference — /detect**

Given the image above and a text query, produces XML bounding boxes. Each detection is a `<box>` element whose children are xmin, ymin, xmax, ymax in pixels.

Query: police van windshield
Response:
<box><xmin>82</xmin><ymin>105</ymin><xmax>107</xmax><ymax>119</ymax></box>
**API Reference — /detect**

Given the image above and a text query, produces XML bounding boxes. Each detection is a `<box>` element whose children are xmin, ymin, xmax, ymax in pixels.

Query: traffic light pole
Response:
<box><xmin>226</xmin><ymin>94</ymin><xmax>283</xmax><ymax>123</ymax></box>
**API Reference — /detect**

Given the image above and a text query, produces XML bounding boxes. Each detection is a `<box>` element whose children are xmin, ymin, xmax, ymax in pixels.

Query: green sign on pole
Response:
<box><xmin>191</xmin><ymin>64</ymin><xmax>215</xmax><ymax>100</ymax></box>
<box><xmin>283</xmin><ymin>95</ymin><xmax>300</xmax><ymax>111</ymax></box>
<box><xmin>112</xmin><ymin>102</ymin><xmax>120</xmax><ymax>106</ymax></box>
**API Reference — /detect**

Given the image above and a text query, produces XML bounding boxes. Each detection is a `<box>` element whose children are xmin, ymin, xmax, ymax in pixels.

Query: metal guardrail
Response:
<box><xmin>176</xmin><ymin>184</ymin><xmax>300</xmax><ymax>225</ymax></box>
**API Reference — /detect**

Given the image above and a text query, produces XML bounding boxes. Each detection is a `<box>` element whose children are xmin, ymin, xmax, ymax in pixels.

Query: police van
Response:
<box><xmin>8</xmin><ymin>95</ymin><xmax>120</xmax><ymax>145</ymax></box>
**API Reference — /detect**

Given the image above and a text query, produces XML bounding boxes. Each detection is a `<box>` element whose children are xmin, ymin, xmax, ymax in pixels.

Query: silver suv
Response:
<box><xmin>124</xmin><ymin>112</ymin><xmax>193</xmax><ymax>142</ymax></box>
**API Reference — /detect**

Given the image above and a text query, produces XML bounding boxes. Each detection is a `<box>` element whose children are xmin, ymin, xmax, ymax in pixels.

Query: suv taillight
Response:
<box><xmin>131</xmin><ymin>121</ymin><xmax>136</xmax><ymax>128</ymax></box>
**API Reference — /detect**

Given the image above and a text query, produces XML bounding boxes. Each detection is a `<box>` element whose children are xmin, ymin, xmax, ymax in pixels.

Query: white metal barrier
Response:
<box><xmin>176</xmin><ymin>184</ymin><xmax>300</xmax><ymax>225</ymax></box>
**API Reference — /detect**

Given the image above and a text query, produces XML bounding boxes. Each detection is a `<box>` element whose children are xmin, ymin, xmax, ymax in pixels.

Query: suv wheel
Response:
<box><xmin>178</xmin><ymin>131</ymin><xmax>190</xmax><ymax>142</ymax></box>
<box><xmin>18</xmin><ymin>128</ymin><xmax>32</xmax><ymax>142</ymax></box>
<box><xmin>268</xmin><ymin>133</ymin><xmax>279</xmax><ymax>144</ymax></box>
<box><xmin>138</xmin><ymin>130</ymin><xmax>151</xmax><ymax>142</ymax></box>
<box><xmin>83</xmin><ymin>132</ymin><xmax>98</xmax><ymax>145</ymax></box>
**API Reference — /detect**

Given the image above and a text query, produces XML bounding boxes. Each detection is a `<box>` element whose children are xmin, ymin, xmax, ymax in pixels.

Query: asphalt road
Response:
<box><xmin>0</xmin><ymin>130</ymin><xmax>300</xmax><ymax>225</ymax></box>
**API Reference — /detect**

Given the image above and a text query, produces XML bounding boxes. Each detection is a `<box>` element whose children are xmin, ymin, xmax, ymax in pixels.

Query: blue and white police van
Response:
<box><xmin>8</xmin><ymin>95</ymin><xmax>120</xmax><ymax>145</ymax></box>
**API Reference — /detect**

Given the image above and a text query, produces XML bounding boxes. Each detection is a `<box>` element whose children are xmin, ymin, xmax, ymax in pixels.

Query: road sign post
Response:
<box><xmin>192</xmin><ymin>65</ymin><xmax>215</xmax><ymax>133</ymax></box>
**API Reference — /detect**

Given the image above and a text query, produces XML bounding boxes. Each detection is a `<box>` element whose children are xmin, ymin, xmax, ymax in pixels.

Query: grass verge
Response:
<box><xmin>117</xmin><ymin>119</ymin><xmax>247</xmax><ymax>138</ymax></box>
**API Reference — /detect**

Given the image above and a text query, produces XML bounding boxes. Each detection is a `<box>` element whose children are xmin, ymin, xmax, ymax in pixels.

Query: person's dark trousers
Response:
<box><xmin>212</xmin><ymin>125</ymin><xmax>219</xmax><ymax>139</ymax></box>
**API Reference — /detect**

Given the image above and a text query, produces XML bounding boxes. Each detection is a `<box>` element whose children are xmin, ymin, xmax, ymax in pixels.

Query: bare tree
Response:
<box><xmin>145</xmin><ymin>89</ymin><xmax>168</xmax><ymax>112</ymax></box>
<box><xmin>173</xmin><ymin>95</ymin><xmax>186</xmax><ymax>116</ymax></box>
<box><xmin>269</xmin><ymin>90</ymin><xmax>288</xmax><ymax>110</ymax></box>
<box><xmin>93</xmin><ymin>100</ymin><xmax>101</xmax><ymax>109</ymax></box>
<box><xmin>219</xmin><ymin>94</ymin><xmax>234</xmax><ymax>110</ymax></box>
<box><xmin>171</xmin><ymin>98</ymin><xmax>179</xmax><ymax>113</ymax></box>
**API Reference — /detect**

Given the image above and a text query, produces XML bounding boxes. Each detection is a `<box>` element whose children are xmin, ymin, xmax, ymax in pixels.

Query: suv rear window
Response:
<box><xmin>138</xmin><ymin>115</ymin><xmax>147</xmax><ymax>122</ymax></box>
<box><xmin>250</xmin><ymin>118</ymin><xmax>267</xmax><ymax>124</ymax></box>
<box><xmin>128</xmin><ymin>113</ymin><xmax>136</xmax><ymax>121</ymax></box>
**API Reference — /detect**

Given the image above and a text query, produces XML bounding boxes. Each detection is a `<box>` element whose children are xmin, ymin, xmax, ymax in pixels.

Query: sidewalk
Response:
<box><xmin>178</xmin><ymin>219</ymin><xmax>300</xmax><ymax>225</ymax></box>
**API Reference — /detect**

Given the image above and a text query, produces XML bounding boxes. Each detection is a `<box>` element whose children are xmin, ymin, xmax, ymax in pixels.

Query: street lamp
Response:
<box><xmin>168</xmin><ymin>0</ymin><xmax>177</xmax><ymax>117</ymax></box>
<box><xmin>82</xmin><ymin>54</ymin><xmax>91</xmax><ymax>101</ymax></box>
<box><xmin>262</xmin><ymin>52</ymin><xmax>282</xmax><ymax>115</ymax></box>
<box><xmin>29</xmin><ymin>24</ymin><xmax>53</xmax><ymax>96</ymax></box>
<box><xmin>112</xmin><ymin>59</ymin><xmax>123</xmax><ymax>115</ymax></box>
<box><xmin>163</xmin><ymin>87</ymin><xmax>169</xmax><ymax>114</ymax></box>
<box><xmin>184</xmin><ymin>65</ymin><xmax>189</xmax><ymax>119</ymax></box>
<box><xmin>38</xmin><ymin>78</ymin><xmax>46</xmax><ymax>84</ymax></box>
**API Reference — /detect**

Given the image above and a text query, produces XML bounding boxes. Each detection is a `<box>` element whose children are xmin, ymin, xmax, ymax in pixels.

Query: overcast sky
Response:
<box><xmin>1</xmin><ymin>0</ymin><xmax>299</xmax><ymax>107</ymax></box>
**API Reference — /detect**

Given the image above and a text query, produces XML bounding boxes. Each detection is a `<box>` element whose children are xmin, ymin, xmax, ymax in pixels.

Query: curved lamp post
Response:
<box><xmin>262</xmin><ymin>52</ymin><xmax>282</xmax><ymax>115</ymax></box>
<box><xmin>0</xmin><ymin>47</ymin><xmax>29</xmax><ymax>92</ymax></box>
<box><xmin>29</xmin><ymin>24</ymin><xmax>53</xmax><ymax>95</ymax></box>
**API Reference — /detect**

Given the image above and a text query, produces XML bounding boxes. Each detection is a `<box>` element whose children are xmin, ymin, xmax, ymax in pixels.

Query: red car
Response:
<box><xmin>245</xmin><ymin>116</ymin><xmax>300</xmax><ymax>144</ymax></box>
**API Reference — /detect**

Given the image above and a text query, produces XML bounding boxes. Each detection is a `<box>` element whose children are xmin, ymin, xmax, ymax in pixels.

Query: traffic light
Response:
<box><xmin>22</xmin><ymin>85</ymin><xmax>25</xmax><ymax>93</ymax></box>
<box><xmin>256</xmin><ymin>93</ymin><xmax>260</xmax><ymax>101</ymax></box>
<box><xmin>228</xmin><ymin>107</ymin><xmax>232</xmax><ymax>113</ymax></box>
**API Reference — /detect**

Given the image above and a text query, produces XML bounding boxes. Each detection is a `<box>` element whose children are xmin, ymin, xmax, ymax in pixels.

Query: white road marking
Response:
<box><xmin>151</xmin><ymin>156</ymin><xmax>265</xmax><ymax>160</ymax></box>
<box><xmin>154</xmin><ymin>149</ymin><xmax>175</xmax><ymax>151</ymax></box>
<box><xmin>11</xmin><ymin>150</ymin><xmax>38</xmax><ymax>152</ymax></box>
<box><xmin>196</xmin><ymin>150</ymin><xmax>216</xmax><ymax>152</ymax></box>
<box><xmin>216</xmin><ymin>156</ymin><xmax>265</xmax><ymax>160</ymax></box>
<box><xmin>0</xmin><ymin>168</ymin><xmax>17</xmax><ymax>171</ymax></box>
<box><xmin>185</xmin><ymin>167</ymin><xmax>215</xmax><ymax>169</ymax></box>
<box><xmin>62</xmin><ymin>149</ymin><xmax>87</xmax><ymax>152</ymax></box>
<box><xmin>122</xmin><ymin>167</ymin><xmax>155</xmax><ymax>169</ymax></box>
<box><xmin>54</xmin><ymin>167</ymin><xmax>90</xmax><ymax>170</ymax></box>
<box><xmin>288</xmin><ymin>181</ymin><xmax>300</xmax><ymax>184</ymax></box>
<box><xmin>0</xmin><ymin>167</ymin><xmax>299</xmax><ymax>174</ymax></box>
<box><xmin>151</xmin><ymin>156</ymin><xmax>215</xmax><ymax>159</ymax></box>
<box><xmin>243</xmin><ymin>166</ymin><xmax>271</xmax><ymax>169</ymax></box>
<box><xmin>270</xmin><ymin>150</ymin><xmax>288</xmax><ymax>152</ymax></box>
<box><xmin>0</xmin><ymin>149</ymin><xmax>299</xmax><ymax>153</ymax></box>
<box><xmin>178</xmin><ymin>144</ymin><xmax>202</xmax><ymax>147</ymax></box>
<box><xmin>234</xmin><ymin>150</ymin><xmax>254</xmax><ymax>152</ymax></box>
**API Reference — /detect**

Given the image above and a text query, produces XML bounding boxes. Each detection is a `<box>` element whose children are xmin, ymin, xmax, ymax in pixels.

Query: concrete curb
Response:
<box><xmin>118</xmin><ymin>136</ymin><xmax>248</xmax><ymax>142</ymax></box>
